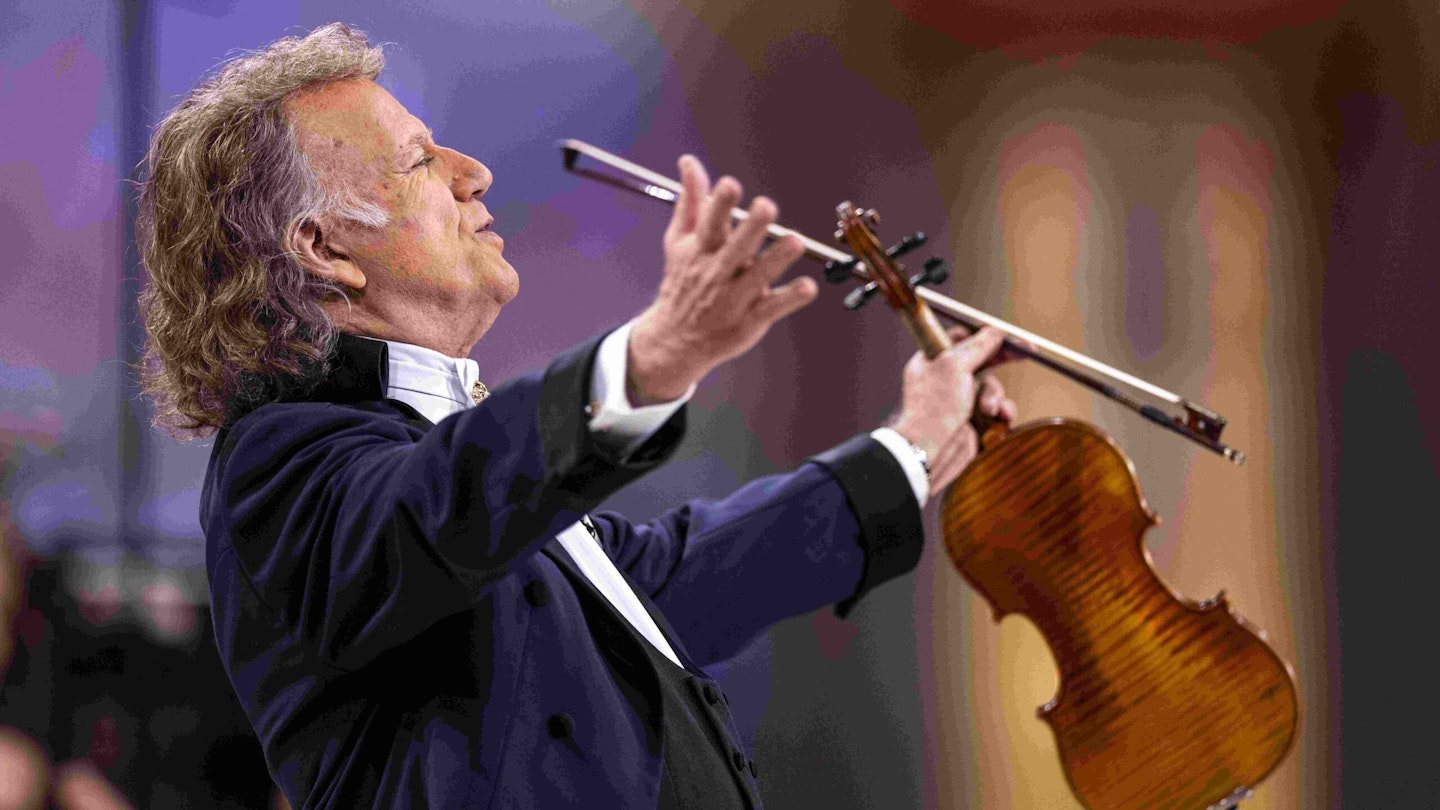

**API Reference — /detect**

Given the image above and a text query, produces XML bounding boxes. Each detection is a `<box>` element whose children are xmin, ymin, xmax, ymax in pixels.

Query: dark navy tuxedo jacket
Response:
<box><xmin>202</xmin><ymin>333</ymin><xmax>924</xmax><ymax>809</ymax></box>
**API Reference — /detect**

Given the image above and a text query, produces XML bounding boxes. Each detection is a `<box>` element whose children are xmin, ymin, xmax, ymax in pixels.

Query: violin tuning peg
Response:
<box><xmin>843</xmin><ymin>281</ymin><xmax>879</xmax><ymax>311</ymax></box>
<box><xmin>909</xmin><ymin>257</ymin><xmax>949</xmax><ymax>289</ymax></box>
<box><xmin>886</xmin><ymin>231</ymin><xmax>928</xmax><ymax>259</ymax></box>
<box><xmin>833</xmin><ymin>229</ymin><xmax>846</xmax><ymax>243</ymax></box>
<box><xmin>864</xmin><ymin>208</ymin><xmax>881</xmax><ymax>227</ymax></box>
<box><xmin>922</xmin><ymin>256</ymin><xmax>948</xmax><ymax>285</ymax></box>
<box><xmin>823</xmin><ymin>259</ymin><xmax>858</xmax><ymax>285</ymax></box>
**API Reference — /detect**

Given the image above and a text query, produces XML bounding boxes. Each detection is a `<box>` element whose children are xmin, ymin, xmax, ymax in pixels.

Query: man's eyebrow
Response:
<box><xmin>398</xmin><ymin>127</ymin><xmax>435</xmax><ymax>152</ymax></box>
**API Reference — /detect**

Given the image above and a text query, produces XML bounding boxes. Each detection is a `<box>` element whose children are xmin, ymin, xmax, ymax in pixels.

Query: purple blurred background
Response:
<box><xmin>2</xmin><ymin>0</ymin><xmax>1436</xmax><ymax>807</ymax></box>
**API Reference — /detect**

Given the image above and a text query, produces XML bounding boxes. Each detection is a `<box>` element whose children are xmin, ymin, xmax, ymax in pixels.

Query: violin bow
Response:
<box><xmin>558</xmin><ymin>139</ymin><xmax>1245</xmax><ymax>465</ymax></box>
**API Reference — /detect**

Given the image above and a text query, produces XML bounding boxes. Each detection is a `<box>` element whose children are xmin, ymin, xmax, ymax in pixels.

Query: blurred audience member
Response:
<box><xmin>2</xmin><ymin>481</ymin><xmax>133</xmax><ymax>810</ymax></box>
<box><xmin>53</xmin><ymin>761</ymin><xmax>134</xmax><ymax>810</ymax></box>
<box><xmin>0</xmin><ymin>726</ymin><xmax>47</xmax><ymax>810</ymax></box>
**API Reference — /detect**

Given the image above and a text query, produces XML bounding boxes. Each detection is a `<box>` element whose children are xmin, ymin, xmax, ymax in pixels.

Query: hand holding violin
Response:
<box><xmin>891</xmin><ymin>326</ymin><xmax>1018</xmax><ymax>497</ymax></box>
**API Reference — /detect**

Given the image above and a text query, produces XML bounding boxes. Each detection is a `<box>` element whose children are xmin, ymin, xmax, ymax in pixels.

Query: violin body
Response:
<box><xmin>942</xmin><ymin>418</ymin><xmax>1298</xmax><ymax>810</ymax></box>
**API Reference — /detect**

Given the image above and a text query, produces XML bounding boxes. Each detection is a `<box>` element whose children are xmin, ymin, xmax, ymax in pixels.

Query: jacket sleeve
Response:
<box><xmin>203</xmin><ymin>336</ymin><xmax>685</xmax><ymax>672</ymax></box>
<box><xmin>590</xmin><ymin>434</ymin><xmax>923</xmax><ymax>666</ymax></box>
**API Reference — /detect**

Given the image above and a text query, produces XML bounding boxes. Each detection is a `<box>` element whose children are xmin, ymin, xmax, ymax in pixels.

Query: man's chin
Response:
<box><xmin>492</xmin><ymin>263</ymin><xmax>520</xmax><ymax>305</ymax></box>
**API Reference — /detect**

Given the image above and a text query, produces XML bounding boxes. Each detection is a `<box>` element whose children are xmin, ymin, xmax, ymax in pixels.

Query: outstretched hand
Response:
<box><xmin>626</xmin><ymin>155</ymin><xmax>817</xmax><ymax>404</ymax></box>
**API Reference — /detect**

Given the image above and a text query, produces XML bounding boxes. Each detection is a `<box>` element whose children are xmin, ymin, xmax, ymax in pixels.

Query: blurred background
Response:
<box><xmin>2</xmin><ymin>0</ymin><xmax>1437</xmax><ymax>807</ymax></box>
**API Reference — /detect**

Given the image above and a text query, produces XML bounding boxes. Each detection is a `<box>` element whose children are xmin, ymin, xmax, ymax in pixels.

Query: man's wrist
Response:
<box><xmin>590</xmin><ymin>322</ymin><xmax>693</xmax><ymax>457</ymax></box>
<box><xmin>626</xmin><ymin>314</ymin><xmax>705</xmax><ymax>405</ymax></box>
<box><xmin>869</xmin><ymin>427</ymin><xmax>930</xmax><ymax>508</ymax></box>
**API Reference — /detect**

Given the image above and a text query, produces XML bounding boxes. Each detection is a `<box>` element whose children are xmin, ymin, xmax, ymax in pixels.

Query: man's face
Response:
<box><xmin>287</xmin><ymin>79</ymin><xmax>518</xmax><ymax>322</ymax></box>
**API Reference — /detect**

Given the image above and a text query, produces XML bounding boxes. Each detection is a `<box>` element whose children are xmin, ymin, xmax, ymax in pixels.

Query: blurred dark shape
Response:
<box><xmin>1</xmin><ymin>554</ymin><xmax>273</xmax><ymax>808</ymax></box>
<box><xmin>1</xmin><ymin>513</ymin><xmax>21</xmax><ymax>680</ymax></box>
<box><xmin>75</xmin><ymin>704</ymin><xmax>128</xmax><ymax>772</ymax></box>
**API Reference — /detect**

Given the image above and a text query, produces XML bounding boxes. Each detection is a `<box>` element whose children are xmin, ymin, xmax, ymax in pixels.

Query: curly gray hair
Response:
<box><xmin>137</xmin><ymin>22</ymin><xmax>388</xmax><ymax>438</ymax></box>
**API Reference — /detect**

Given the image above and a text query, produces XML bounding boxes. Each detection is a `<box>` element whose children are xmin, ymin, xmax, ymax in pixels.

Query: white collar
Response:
<box><xmin>374</xmin><ymin>337</ymin><xmax>482</xmax><ymax>424</ymax></box>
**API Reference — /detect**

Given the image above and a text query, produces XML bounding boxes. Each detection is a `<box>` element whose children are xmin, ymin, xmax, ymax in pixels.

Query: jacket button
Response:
<box><xmin>524</xmin><ymin>580</ymin><xmax>550</xmax><ymax>607</ymax></box>
<box><xmin>546</xmin><ymin>713</ymin><xmax>573</xmax><ymax>740</ymax></box>
<box><xmin>731</xmin><ymin>749</ymin><xmax>746</xmax><ymax>771</ymax></box>
<box><xmin>749</xmin><ymin>759</ymin><xmax>758</xmax><ymax>778</ymax></box>
<box><xmin>703</xmin><ymin>684</ymin><xmax>720</xmax><ymax>705</ymax></box>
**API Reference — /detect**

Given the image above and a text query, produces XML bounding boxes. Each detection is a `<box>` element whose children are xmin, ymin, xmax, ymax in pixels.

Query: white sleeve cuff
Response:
<box><xmin>588</xmin><ymin>320</ymin><xmax>694</xmax><ymax>456</ymax></box>
<box><xmin>869</xmin><ymin>427</ymin><xmax>929</xmax><ymax>509</ymax></box>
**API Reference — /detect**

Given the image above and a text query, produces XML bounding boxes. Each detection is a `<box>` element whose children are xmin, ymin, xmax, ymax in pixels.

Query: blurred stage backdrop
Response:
<box><xmin>3</xmin><ymin>0</ymin><xmax>1437</xmax><ymax>807</ymax></box>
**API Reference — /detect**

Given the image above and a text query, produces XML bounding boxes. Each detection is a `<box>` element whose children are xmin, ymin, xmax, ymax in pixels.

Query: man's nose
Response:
<box><xmin>444</xmin><ymin>147</ymin><xmax>492</xmax><ymax>201</ymax></box>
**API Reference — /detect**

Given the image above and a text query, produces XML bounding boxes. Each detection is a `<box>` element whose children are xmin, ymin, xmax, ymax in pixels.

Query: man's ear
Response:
<box><xmin>288</xmin><ymin>220</ymin><xmax>366</xmax><ymax>291</ymax></box>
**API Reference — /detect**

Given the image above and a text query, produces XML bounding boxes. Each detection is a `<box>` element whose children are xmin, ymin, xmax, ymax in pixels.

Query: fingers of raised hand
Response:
<box><xmin>667</xmin><ymin>155</ymin><xmax>710</xmax><ymax>241</ymax></box>
<box><xmin>752</xmin><ymin>274</ymin><xmax>818</xmax><ymax>325</ymax></box>
<box><xmin>697</xmin><ymin>176</ymin><xmax>743</xmax><ymax>252</ymax></box>
<box><xmin>746</xmin><ymin>232</ymin><xmax>804</xmax><ymax>286</ymax></box>
<box><xmin>719</xmin><ymin>196</ymin><xmax>778</xmax><ymax>268</ymax></box>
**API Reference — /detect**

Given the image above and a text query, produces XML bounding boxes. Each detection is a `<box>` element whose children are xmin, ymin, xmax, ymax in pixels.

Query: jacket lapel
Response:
<box><xmin>541</xmin><ymin>538</ymin><xmax>705</xmax><ymax>675</ymax></box>
<box><xmin>541</xmin><ymin>539</ymin><xmax>666</xmax><ymax>740</ymax></box>
<box><xmin>405</xmin><ymin>381</ymin><xmax>697</xmax><ymax>673</ymax></box>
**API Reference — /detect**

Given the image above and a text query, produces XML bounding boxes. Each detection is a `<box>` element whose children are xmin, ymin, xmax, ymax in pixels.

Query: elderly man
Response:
<box><xmin>137</xmin><ymin>23</ymin><xmax>1013</xmax><ymax>810</ymax></box>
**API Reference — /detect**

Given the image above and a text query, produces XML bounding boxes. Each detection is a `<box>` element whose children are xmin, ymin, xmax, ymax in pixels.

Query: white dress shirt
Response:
<box><xmin>374</xmin><ymin>322</ymin><xmax>929</xmax><ymax>667</ymax></box>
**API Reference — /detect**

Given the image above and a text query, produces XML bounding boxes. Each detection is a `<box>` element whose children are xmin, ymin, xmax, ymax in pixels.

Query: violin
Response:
<box><xmin>561</xmin><ymin>141</ymin><xmax>1300</xmax><ymax>810</ymax></box>
<box><xmin>835</xmin><ymin>202</ymin><xmax>1298</xmax><ymax>810</ymax></box>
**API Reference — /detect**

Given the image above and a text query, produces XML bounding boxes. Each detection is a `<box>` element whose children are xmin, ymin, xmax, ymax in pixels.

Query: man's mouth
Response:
<box><xmin>475</xmin><ymin>217</ymin><xmax>503</xmax><ymax>250</ymax></box>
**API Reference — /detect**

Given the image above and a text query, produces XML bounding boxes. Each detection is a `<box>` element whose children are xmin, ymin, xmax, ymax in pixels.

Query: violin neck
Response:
<box><xmin>900</xmin><ymin>299</ymin><xmax>951</xmax><ymax>360</ymax></box>
<box><xmin>901</xmin><ymin>298</ymin><xmax>1007</xmax><ymax>449</ymax></box>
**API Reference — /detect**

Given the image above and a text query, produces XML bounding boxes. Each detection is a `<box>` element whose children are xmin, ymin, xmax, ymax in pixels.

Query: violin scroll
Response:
<box><xmin>833</xmin><ymin>201</ymin><xmax>953</xmax><ymax>360</ymax></box>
